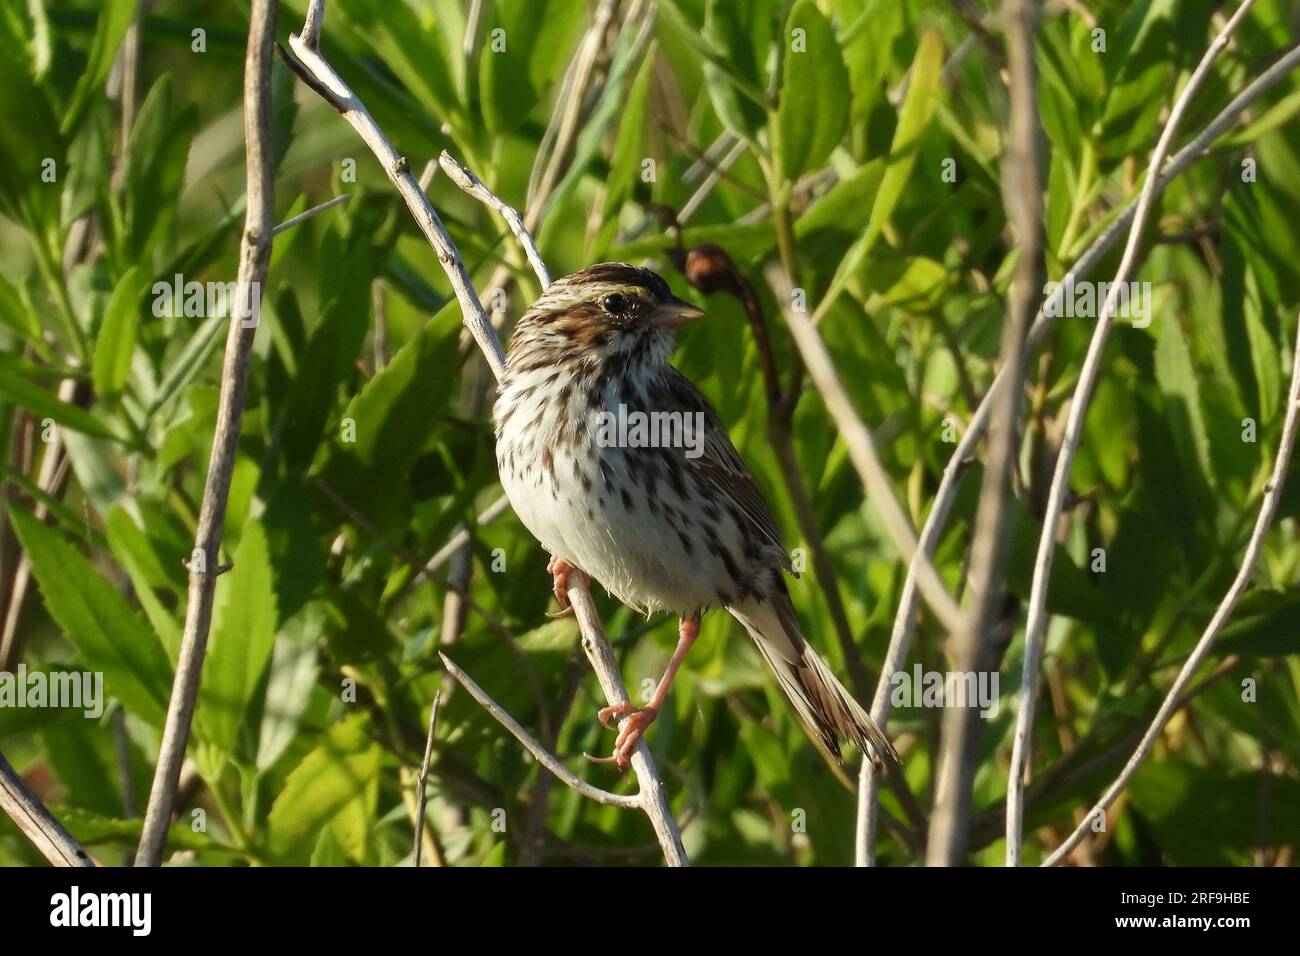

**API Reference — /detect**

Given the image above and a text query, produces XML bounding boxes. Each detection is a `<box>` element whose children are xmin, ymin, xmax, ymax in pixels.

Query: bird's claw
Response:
<box><xmin>597</xmin><ymin>701</ymin><xmax>637</xmax><ymax>730</ymax></box>
<box><xmin>592</xmin><ymin>703</ymin><xmax>658</xmax><ymax>771</ymax></box>
<box><xmin>546</xmin><ymin>555</ymin><xmax>587</xmax><ymax>614</ymax></box>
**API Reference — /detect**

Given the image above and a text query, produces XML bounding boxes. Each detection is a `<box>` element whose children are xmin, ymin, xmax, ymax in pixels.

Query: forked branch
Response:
<box><xmin>1045</xmin><ymin>308</ymin><xmax>1300</xmax><ymax>865</ymax></box>
<box><xmin>136</xmin><ymin>0</ymin><xmax>278</xmax><ymax>867</ymax></box>
<box><xmin>281</xmin><ymin>0</ymin><xmax>687</xmax><ymax>867</ymax></box>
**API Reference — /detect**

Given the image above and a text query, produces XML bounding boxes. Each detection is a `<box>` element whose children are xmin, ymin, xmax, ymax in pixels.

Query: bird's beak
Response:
<box><xmin>650</xmin><ymin>294</ymin><xmax>705</xmax><ymax>329</ymax></box>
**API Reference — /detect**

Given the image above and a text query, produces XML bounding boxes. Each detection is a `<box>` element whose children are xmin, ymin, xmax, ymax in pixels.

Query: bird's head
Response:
<box><xmin>510</xmin><ymin>263</ymin><xmax>704</xmax><ymax>368</ymax></box>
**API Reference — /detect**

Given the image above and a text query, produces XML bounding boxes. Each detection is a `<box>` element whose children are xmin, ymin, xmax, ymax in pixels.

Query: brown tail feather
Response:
<box><xmin>728</xmin><ymin>595</ymin><xmax>900</xmax><ymax>770</ymax></box>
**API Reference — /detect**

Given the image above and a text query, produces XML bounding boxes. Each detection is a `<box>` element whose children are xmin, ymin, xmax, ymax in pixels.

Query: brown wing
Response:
<box><xmin>661</xmin><ymin>368</ymin><xmax>790</xmax><ymax>570</ymax></box>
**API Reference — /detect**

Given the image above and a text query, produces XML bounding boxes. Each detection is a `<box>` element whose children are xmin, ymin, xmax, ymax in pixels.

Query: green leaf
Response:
<box><xmin>310</xmin><ymin>827</ymin><xmax>348</xmax><ymax>867</ymax></box>
<box><xmin>61</xmin><ymin>0</ymin><xmax>137</xmax><ymax>134</ymax></box>
<box><xmin>104</xmin><ymin>506</ymin><xmax>182</xmax><ymax>656</ymax></box>
<box><xmin>274</xmin><ymin>232</ymin><xmax>374</xmax><ymax>472</ymax></box>
<box><xmin>61</xmin><ymin>105</ymin><xmax>111</xmax><ymax>226</ymax></box>
<box><xmin>1154</xmin><ymin>318</ymin><xmax>1213</xmax><ymax>494</ymax></box>
<box><xmin>0</xmin><ymin>353</ymin><xmax>126</xmax><ymax>443</ymax></box>
<box><xmin>835</xmin><ymin>0</ymin><xmax>902</xmax><ymax>133</ymax></box>
<box><xmin>438</xmin><ymin>620</ymin><xmax>578</xmax><ymax>742</ymax></box>
<box><xmin>0</xmin><ymin>268</ymin><xmax>45</xmax><ymax>350</ymax></box>
<box><xmin>1131</xmin><ymin>761</ymin><xmax>1300</xmax><ymax>865</ymax></box>
<box><xmin>256</xmin><ymin>604</ymin><xmax>323</xmax><ymax>772</ymax></box>
<box><xmin>92</xmin><ymin>266</ymin><xmax>145</xmax><ymax>399</ymax></box>
<box><xmin>8</xmin><ymin>507</ymin><xmax>172</xmax><ymax>726</ymax></box>
<box><xmin>1244</xmin><ymin>276</ymin><xmax>1280</xmax><ymax>425</ymax></box>
<box><xmin>270</xmin><ymin>61</ymin><xmax>299</xmax><ymax>169</ymax></box>
<box><xmin>1217</xmin><ymin>590</ymin><xmax>1300</xmax><ymax>658</ymax></box>
<box><xmin>601</xmin><ymin>44</ymin><xmax>657</xmax><ymax>224</ymax></box>
<box><xmin>775</xmin><ymin>0</ymin><xmax>849</xmax><ymax>179</ymax></box>
<box><xmin>0</xmin><ymin>465</ymin><xmax>105</xmax><ymax>548</ymax></box>
<box><xmin>266</xmin><ymin>714</ymin><xmax>382</xmax><ymax>863</ymax></box>
<box><xmin>145</xmin><ymin>315</ymin><xmax>225</xmax><ymax>421</ymax></box>
<box><xmin>0</xmin><ymin>666</ymin><xmax>94</xmax><ymax>736</ymax></box>
<box><xmin>702</xmin><ymin>0</ymin><xmax>772</xmax><ymax>144</ymax></box>
<box><xmin>54</xmin><ymin>805</ymin><xmax>227</xmax><ymax>855</ymax></box>
<box><xmin>122</xmin><ymin>75</ymin><xmax>198</xmax><ymax>261</ymax></box>
<box><xmin>1218</xmin><ymin>88</ymin><xmax>1300</xmax><ymax>148</ymax></box>
<box><xmin>478</xmin><ymin>0</ymin><xmax>586</xmax><ymax>135</ymax></box>
<box><xmin>821</xmin><ymin>28</ymin><xmax>943</xmax><ymax>310</ymax></box>
<box><xmin>318</xmin><ymin>304</ymin><xmax>460</xmax><ymax>528</ymax></box>
<box><xmin>794</xmin><ymin>159</ymin><xmax>884</xmax><ymax>240</ymax></box>
<box><xmin>334</xmin><ymin>0</ymin><xmax>463</xmax><ymax>130</ymax></box>
<box><xmin>194</xmin><ymin>521</ymin><xmax>279</xmax><ymax>759</ymax></box>
<box><xmin>548</xmin><ymin>25</ymin><xmax>664</xmax><ymax>253</ymax></box>
<box><xmin>861</xmin><ymin>256</ymin><xmax>948</xmax><ymax>311</ymax></box>
<box><xmin>42</xmin><ymin>716</ymin><xmax>122</xmax><ymax>817</ymax></box>
<box><xmin>1095</xmin><ymin>0</ymin><xmax>1185</xmax><ymax>161</ymax></box>
<box><xmin>0</xmin><ymin>29</ymin><xmax>61</xmax><ymax>230</ymax></box>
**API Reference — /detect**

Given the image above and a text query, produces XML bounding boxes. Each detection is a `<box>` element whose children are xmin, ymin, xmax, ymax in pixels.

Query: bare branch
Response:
<box><xmin>413</xmin><ymin>693</ymin><xmax>440</xmax><ymax>866</ymax></box>
<box><xmin>525</xmin><ymin>0</ymin><xmax>624</xmax><ymax>222</ymax></box>
<box><xmin>136</xmin><ymin>0</ymin><xmax>279</xmax><ymax>867</ymax></box>
<box><xmin>0</xmin><ymin>750</ymin><xmax>94</xmax><ymax>867</ymax></box>
<box><xmin>1045</xmin><ymin>308</ymin><xmax>1300</xmax><ymax>865</ymax></box>
<box><xmin>272</xmin><ymin>193</ymin><xmax>351</xmax><ymax>236</ymax></box>
<box><xmin>767</xmin><ymin>265</ymin><xmax>965</xmax><ymax>636</ymax></box>
<box><xmin>299</xmin><ymin>0</ymin><xmax>323</xmax><ymax>49</ymax></box>
<box><xmin>1</xmin><ymin>380</ymin><xmax>74</xmax><ymax>671</ymax></box>
<box><xmin>1009</xmin><ymin>0</ymin><xmax>1256</xmax><ymax>866</ymax></box>
<box><xmin>565</xmin><ymin>578</ymin><xmax>689</xmax><ymax>865</ymax></box>
<box><xmin>440</xmin><ymin>655</ymin><xmax>642</xmax><ymax>810</ymax></box>
<box><xmin>439</xmin><ymin>151</ymin><xmax>551</xmax><ymax>289</ymax></box>
<box><xmin>857</xmin><ymin>30</ymin><xmax>1300</xmax><ymax>867</ymax></box>
<box><xmin>883</xmin><ymin>37</ymin><xmax>1300</xmax><ymax>707</ymax></box>
<box><xmin>281</xmin><ymin>21</ymin><xmax>506</xmax><ymax>378</ymax></box>
<box><xmin>679</xmin><ymin>139</ymin><xmax>747</xmax><ymax>224</ymax></box>
<box><xmin>927</xmin><ymin>0</ymin><xmax>1041</xmax><ymax>868</ymax></box>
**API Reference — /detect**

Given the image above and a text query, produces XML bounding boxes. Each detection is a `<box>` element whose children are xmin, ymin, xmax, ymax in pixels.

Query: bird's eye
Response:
<box><xmin>602</xmin><ymin>293</ymin><xmax>629</xmax><ymax>315</ymax></box>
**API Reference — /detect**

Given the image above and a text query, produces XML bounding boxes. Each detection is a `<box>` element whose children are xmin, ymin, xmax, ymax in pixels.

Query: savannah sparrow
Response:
<box><xmin>494</xmin><ymin>262</ymin><xmax>898</xmax><ymax>772</ymax></box>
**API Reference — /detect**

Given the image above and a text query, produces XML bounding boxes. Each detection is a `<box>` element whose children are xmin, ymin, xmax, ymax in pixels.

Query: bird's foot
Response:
<box><xmin>545</xmin><ymin>556</ymin><xmax>588</xmax><ymax>618</ymax></box>
<box><xmin>590</xmin><ymin>703</ymin><xmax>659</xmax><ymax>772</ymax></box>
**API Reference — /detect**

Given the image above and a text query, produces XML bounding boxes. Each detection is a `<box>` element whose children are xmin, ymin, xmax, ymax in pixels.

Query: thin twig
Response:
<box><xmin>439</xmin><ymin>655</ymin><xmax>641</xmax><ymax>809</ymax></box>
<box><xmin>0</xmin><ymin>750</ymin><xmax>94</xmax><ymax>867</ymax></box>
<box><xmin>135</xmin><ymin>0</ymin><xmax>278</xmax><ymax>867</ymax></box>
<box><xmin>1044</xmin><ymin>308</ymin><xmax>1300</xmax><ymax>865</ymax></box>
<box><xmin>1009</xmin><ymin>0</ymin><xmax>1257</xmax><ymax>866</ymax></box>
<box><xmin>565</xmin><ymin>578</ymin><xmax>689</xmax><ymax>864</ymax></box>
<box><xmin>948</xmin><ymin>0</ymin><xmax>1006</xmax><ymax>69</ymax></box>
<box><xmin>679</xmin><ymin>138</ymin><xmax>749</xmax><ymax>223</ymax></box>
<box><xmin>0</xmin><ymin>381</ymin><xmax>74</xmax><ymax>671</ymax></box>
<box><xmin>280</xmin><ymin>20</ymin><xmax>506</xmax><ymax>378</ymax></box>
<box><xmin>927</xmin><ymin>0</ymin><xmax>1041</xmax><ymax>868</ymax></box>
<box><xmin>440</xmin><ymin>151</ymin><xmax>551</xmax><ymax>288</ymax></box>
<box><xmin>272</xmin><ymin>193</ymin><xmax>351</xmax><ymax>235</ymax></box>
<box><xmin>768</xmin><ymin>266</ymin><xmax>965</xmax><ymax>636</ymax></box>
<box><xmin>462</xmin><ymin>0</ymin><xmax>484</xmax><ymax>59</ymax></box>
<box><xmin>525</xmin><ymin>0</ymin><xmax>622</xmax><ymax>224</ymax></box>
<box><xmin>413</xmin><ymin>693</ymin><xmax>440</xmax><ymax>866</ymax></box>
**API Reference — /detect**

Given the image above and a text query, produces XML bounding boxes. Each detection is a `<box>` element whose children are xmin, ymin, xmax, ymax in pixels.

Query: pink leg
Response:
<box><xmin>594</xmin><ymin>615</ymin><xmax>700</xmax><ymax>771</ymax></box>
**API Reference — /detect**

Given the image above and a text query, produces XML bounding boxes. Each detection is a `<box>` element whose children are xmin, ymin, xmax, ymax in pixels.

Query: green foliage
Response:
<box><xmin>774</xmin><ymin>0</ymin><xmax>848</xmax><ymax>179</ymax></box>
<box><xmin>0</xmin><ymin>0</ymin><xmax>1297</xmax><ymax>868</ymax></box>
<box><xmin>9</xmin><ymin>507</ymin><xmax>171</xmax><ymax>726</ymax></box>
